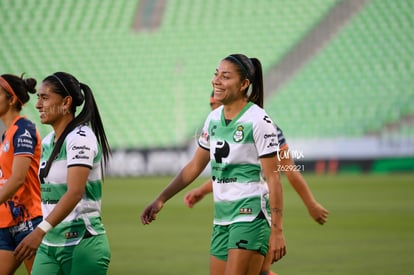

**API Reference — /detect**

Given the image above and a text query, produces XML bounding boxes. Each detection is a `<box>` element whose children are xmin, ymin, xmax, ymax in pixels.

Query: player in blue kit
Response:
<box><xmin>141</xmin><ymin>54</ymin><xmax>286</xmax><ymax>275</ymax></box>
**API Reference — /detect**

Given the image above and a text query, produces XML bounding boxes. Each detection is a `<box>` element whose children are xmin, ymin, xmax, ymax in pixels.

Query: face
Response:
<box><xmin>35</xmin><ymin>82</ymin><xmax>71</xmax><ymax>125</ymax></box>
<box><xmin>211</xmin><ymin>60</ymin><xmax>249</xmax><ymax>105</ymax></box>
<box><xmin>0</xmin><ymin>87</ymin><xmax>12</xmax><ymax>118</ymax></box>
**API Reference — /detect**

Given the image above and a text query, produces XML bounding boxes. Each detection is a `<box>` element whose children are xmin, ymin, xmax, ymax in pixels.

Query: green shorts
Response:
<box><xmin>31</xmin><ymin>233</ymin><xmax>110</xmax><ymax>275</ymax></box>
<box><xmin>210</xmin><ymin>214</ymin><xmax>270</xmax><ymax>261</ymax></box>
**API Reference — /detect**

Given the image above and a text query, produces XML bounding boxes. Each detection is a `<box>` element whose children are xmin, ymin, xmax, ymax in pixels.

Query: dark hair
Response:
<box><xmin>40</xmin><ymin>72</ymin><xmax>111</xmax><ymax>179</ymax></box>
<box><xmin>0</xmin><ymin>73</ymin><xmax>37</xmax><ymax>110</ymax></box>
<box><xmin>224</xmin><ymin>54</ymin><xmax>264</xmax><ymax>108</ymax></box>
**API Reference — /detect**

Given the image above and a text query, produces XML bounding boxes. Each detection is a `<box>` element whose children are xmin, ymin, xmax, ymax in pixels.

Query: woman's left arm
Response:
<box><xmin>261</xmin><ymin>155</ymin><xmax>287</xmax><ymax>263</ymax></box>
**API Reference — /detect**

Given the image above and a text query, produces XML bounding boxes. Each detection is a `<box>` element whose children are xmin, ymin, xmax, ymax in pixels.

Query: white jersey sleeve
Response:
<box><xmin>253</xmin><ymin>112</ymin><xmax>280</xmax><ymax>157</ymax></box>
<box><xmin>66</xmin><ymin>126</ymin><xmax>98</xmax><ymax>169</ymax></box>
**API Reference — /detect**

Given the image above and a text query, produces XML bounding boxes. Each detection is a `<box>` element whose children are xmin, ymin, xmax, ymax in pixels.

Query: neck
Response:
<box><xmin>1</xmin><ymin>110</ymin><xmax>21</xmax><ymax>130</ymax></box>
<box><xmin>52</xmin><ymin>115</ymin><xmax>74</xmax><ymax>141</ymax></box>
<box><xmin>223</xmin><ymin>99</ymin><xmax>248</xmax><ymax>120</ymax></box>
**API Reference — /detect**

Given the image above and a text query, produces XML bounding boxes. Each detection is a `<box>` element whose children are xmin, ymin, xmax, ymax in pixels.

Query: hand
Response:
<box><xmin>14</xmin><ymin>227</ymin><xmax>45</xmax><ymax>261</ymax></box>
<box><xmin>184</xmin><ymin>188</ymin><xmax>206</xmax><ymax>208</ymax></box>
<box><xmin>268</xmin><ymin>229</ymin><xmax>287</xmax><ymax>263</ymax></box>
<box><xmin>141</xmin><ymin>199</ymin><xmax>164</xmax><ymax>225</ymax></box>
<box><xmin>308</xmin><ymin>202</ymin><xmax>329</xmax><ymax>225</ymax></box>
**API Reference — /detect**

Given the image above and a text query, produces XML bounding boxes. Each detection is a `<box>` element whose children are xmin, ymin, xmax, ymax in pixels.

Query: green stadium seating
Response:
<box><xmin>1</xmin><ymin>0</ymin><xmax>412</xmax><ymax>148</ymax></box>
<box><xmin>266</xmin><ymin>0</ymin><xmax>414</xmax><ymax>139</ymax></box>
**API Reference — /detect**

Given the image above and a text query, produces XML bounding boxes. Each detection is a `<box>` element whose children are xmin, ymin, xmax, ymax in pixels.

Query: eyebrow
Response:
<box><xmin>216</xmin><ymin>68</ymin><xmax>231</xmax><ymax>74</ymax></box>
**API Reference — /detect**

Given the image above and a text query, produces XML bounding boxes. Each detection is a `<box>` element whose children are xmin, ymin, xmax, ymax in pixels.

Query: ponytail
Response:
<box><xmin>79</xmin><ymin>83</ymin><xmax>111</xmax><ymax>167</ymax></box>
<box><xmin>247</xmin><ymin>58</ymin><xmax>264</xmax><ymax>108</ymax></box>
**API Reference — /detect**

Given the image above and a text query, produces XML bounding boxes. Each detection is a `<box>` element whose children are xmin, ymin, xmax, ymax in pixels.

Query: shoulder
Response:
<box><xmin>207</xmin><ymin>105</ymin><xmax>223</xmax><ymax>120</ymax></box>
<box><xmin>66</xmin><ymin>125</ymin><xmax>98</xmax><ymax>148</ymax></box>
<box><xmin>15</xmin><ymin>117</ymin><xmax>36</xmax><ymax>128</ymax></box>
<box><xmin>42</xmin><ymin>131</ymin><xmax>55</xmax><ymax>144</ymax></box>
<box><xmin>67</xmin><ymin>125</ymin><xmax>97</xmax><ymax>140</ymax></box>
<box><xmin>246</xmin><ymin>104</ymin><xmax>275</xmax><ymax>126</ymax></box>
<box><xmin>13</xmin><ymin>117</ymin><xmax>39</xmax><ymax>143</ymax></box>
<box><xmin>14</xmin><ymin>117</ymin><xmax>38</xmax><ymax>136</ymax></box>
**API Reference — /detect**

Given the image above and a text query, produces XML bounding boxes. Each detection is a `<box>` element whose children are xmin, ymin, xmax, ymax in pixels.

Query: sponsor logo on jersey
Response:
<box><xmin>76</xmin><ymin>128</ymin><xmax>86</xmax><ymax>137</ymax></box>
<box><xmin>201</xmin><ymin>131</ymin><xmax>209</xmax><ymax>142</ymax></box>
<box><xmin>211</xmin><ymin>125</ymin><xmax>217</xmax><ymax>137</ymax></box>
<box><xmin>71</xmin><ymin>145</ymin><xmax>91</xmax><ymax>151</ymax></box>
<box><xmin>17</xmin><ymin>130</ymin><xmax>34</xmax><ymax>150</ymax></box>
<box><xmin>212</xmin><ymin>175</ymin><xmax>237</xmax><ymax>184</ymax></box>
<box><xmin>72</xmin><ymin>154</ymin><xmax>90</xmax><ymax>160</ymax></box>
<box><xmin>71</xmin><ymin>145</ymin><xmax>91</xmax><ymax>160</ymax></box>
<box><xmin>3</xmin><ymin>141</ymin><xmax>10</xmax><ymax>152</ymax></box>
<box><xmin>266</xmin><ymin>139</ymin><xmax>280</xmax><ymax>149</ymax></box>
<box><xmin>65</xmin><ymin>231</ymin><xmax>79</xmax><ymax>239</ymax></box>
<box><xmin>20</xmin><ymin>129</ymin><xmax>32</xmax><ymax>138</ymax></box>
<box><xmin>42</xmin><ymin>199</ymin><xmax>60</xmax><ymax>204</ymax></box>
<box><xmin>264</xmin><ymin>133</ymin><xmax>277</xmax><ymax>139</ymax></box>
<box><xmin>239</xmin><ymin>208</ymin><xmax>253</xmax><ymax>214</ymax></box>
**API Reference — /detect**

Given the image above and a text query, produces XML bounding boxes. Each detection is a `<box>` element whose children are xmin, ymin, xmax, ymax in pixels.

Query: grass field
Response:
<box><xmin>16</xmin><ymin>173</ymin><xmax>414</xmax><ymax>274</ymax></box>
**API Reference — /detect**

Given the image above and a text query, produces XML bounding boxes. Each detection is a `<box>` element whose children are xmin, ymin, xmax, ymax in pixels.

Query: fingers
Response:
<box><xmin>14</xmin><ymin>244</ymin><xmax>36</xmax><ymax>261</ymax></box>
<box><xmin>272</xmin><ymin>246</ymin><xmax>287</xmax><ymax>263</ymax></box>
<box><xmin>317</xmin><ymin>209</ymin><xmax>329</xmax><ymax>225</ymax></box>
<box><xmin>141</xmin><ymin>206</ymin><xmax>158</xmax><ymax>225</ymax></box>
<box><xmin>141</xmin><ymin>211</ymin><xmax>155</xmax><ymax>224</ymax></box>
<box><xmin>184</xmin><ymin>195</ymin><xmax>194</xmax><ymax>208</ymax></box>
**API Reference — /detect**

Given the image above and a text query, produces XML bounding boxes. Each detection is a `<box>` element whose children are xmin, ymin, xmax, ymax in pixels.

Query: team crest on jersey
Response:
<box><xmin>2</xmin><ymin>141</ymin><xmax>10</xmax><ymax>152</ymax></box>
<box><xmin>233</xmin><ymin>125</ymin><xmax>244</xmax><ymax>142</ymax></box>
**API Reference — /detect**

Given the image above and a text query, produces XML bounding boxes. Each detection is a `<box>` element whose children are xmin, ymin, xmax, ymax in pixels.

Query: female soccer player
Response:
<box><xmin>185</xmin><ymin>94</ymin><xmax>329</xmax><ymax>275</ymax></box>
<box><xmin>14</xmin><ymin>72</ymin><xmax>111</xmax><ymax>275</ymax></box>
<box><xmin>141</xmin><ymin>54</ymin><xmax>286</xmax><ymax>275</ymax></box>
<box><xmin>0</xmin><ymin>74</ymin><xmax>42</xmax><ymax>275</ymax></box>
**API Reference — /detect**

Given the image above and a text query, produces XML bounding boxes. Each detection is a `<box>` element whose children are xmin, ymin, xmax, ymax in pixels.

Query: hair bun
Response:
<box><xmin>24</xmin><ymin>78</ymin><xmax>37</xmax><ymax>94</ymax></box>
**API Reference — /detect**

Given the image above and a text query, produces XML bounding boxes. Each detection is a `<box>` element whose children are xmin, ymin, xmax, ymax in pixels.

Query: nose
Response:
<box><xmin>35</xmin><ymin>98</ymin><xmax>41</xmax><ymax>110</ymax></box>
<box><xmin>212</xmin><ymin>75</ymin><xmax>219</xmax><ymax>87</ymax></box>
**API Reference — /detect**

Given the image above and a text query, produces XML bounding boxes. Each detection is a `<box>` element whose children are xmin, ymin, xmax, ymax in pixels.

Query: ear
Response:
<box><xmin>9</xmin><ymin>96</ymin><xmax>18</xmax><ymax>106</ymax></box>
<box><xmin>240</xmin><ymin>79</ymin><xmax>250</xmax><ymax>92</ymax></box>
<box><xmin>62</xmin><ymin>96</ymin><xmax>73</xmax><ymax>112</ymax></box>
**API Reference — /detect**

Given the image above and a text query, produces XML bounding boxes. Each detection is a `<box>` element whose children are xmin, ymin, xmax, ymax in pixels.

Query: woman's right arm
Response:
<box><xmin>141</xmin><ymin>147</ymin><xmax>210</xmax><ymax>224</ymax></box>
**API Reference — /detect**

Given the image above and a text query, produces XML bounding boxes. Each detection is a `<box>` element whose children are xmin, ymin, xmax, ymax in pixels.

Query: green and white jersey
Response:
<box><xmin>199</xmin><ymin>102</ymin><xmax>280</xmax><ymax>225</ymax></box>
<box><xmin>39</xmin><ymin>125</ymin><xmax>105</xmax><ymax>246</ymax></box>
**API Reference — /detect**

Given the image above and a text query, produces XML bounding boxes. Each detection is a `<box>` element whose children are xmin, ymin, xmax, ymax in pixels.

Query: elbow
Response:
<box><xmin>66</xmin><ymin>190</ymin><xmax>84</xmax><ymax>204</ymax></box>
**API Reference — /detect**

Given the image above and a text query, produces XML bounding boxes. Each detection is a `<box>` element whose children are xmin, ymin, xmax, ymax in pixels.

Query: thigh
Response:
<box><xmin>68</xmin><ymin>234</ymin><xmax>111</xmax><ymax>275</ymax></box>
<box><xmin>225</xmin><ymin>218</ymin><xmax>269</xmax><ymax>275</ymax></box>
<box><xmin>0</xmin><ymin>227</ymin><xmax>23</xmax><ymax>275</ymax></box>
<box><xmin>0</xmin><ymin>250</ymin><xmax>21</xmax><ymax>275</ymax></box>
<box><xmin>226</xmin><ymin>249</ymin><xmax>264</xmax><ymax>275</ymax></box>
<box><xmin>210</xmin><ymin>255</ymin><xmax>227</xmax><ymax>275</ymax></box>
<box><xmin>31</xmin><ymin>244</ymin><xmax>63</xmax><ymax>275</ymax></box>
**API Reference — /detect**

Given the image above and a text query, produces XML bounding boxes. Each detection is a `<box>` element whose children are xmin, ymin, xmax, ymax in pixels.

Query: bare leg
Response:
<box><xmin>0</xmin><ymin>250</ymin><xmax>22</xmax><ymax>275</ymax></box>
<box><xmin>260</xmin><ymin>251</ymin><xmax>277</xmax><ymax>275</ymax></box>
<box><xmin>210</xmin><ymin>255</ymin><xmax>227</xmax><ymax>275</ymax></box>
<box><xmin>23</xmin><ymin>256</ymin><xmax>35</xmax><ymax>274</ymax></box>
<box><xmin>225</xmin><ymin>249</ymin><xmax>264</xmax><ymax>275</ymax></box>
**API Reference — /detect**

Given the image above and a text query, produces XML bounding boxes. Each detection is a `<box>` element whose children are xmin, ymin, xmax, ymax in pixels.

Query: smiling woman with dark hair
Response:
<box><xmin>15</xmin><ymin>72</ymin><xmax>112</xmax><ymax>275</ymax></box>
<box><xmin>141</xmin><ymin>54</ymin><xmax>287</xmax><ymax>275</ymax></box>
